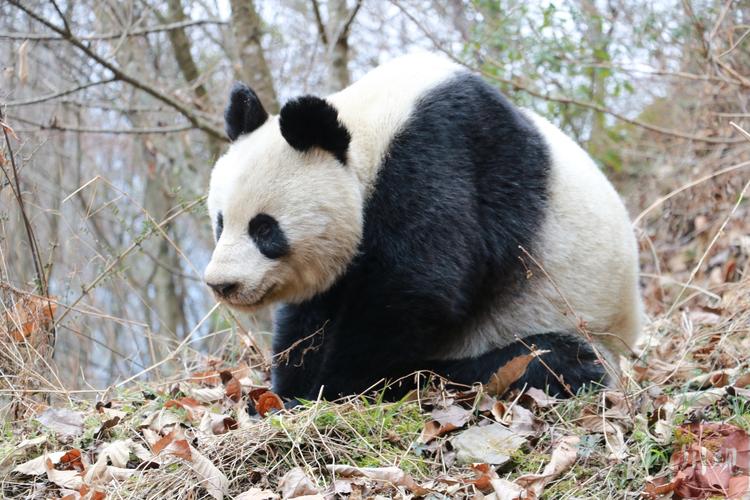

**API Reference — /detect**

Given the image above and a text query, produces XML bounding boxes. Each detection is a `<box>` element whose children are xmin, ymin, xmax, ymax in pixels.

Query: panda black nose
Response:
<box><xmin>207</xmin><ymin>282</ymin><xmax>238</xmax><ymax>298</ymax></box>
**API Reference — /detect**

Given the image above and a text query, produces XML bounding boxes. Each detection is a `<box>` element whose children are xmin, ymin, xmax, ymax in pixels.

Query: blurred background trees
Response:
<box><xmin>1</xmin><ymin>0</ymin><xmax>748</xmax><ymax>396</ymax></box>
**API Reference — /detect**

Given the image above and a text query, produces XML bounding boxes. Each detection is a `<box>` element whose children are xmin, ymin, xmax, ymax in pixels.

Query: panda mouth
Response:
<box><xmin>226</xmin><ymin>283</ymin><xmax>277</xmax><ymax>309</ymax></box>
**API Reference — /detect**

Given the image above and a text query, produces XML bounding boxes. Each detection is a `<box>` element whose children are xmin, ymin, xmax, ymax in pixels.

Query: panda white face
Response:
<box><xmin>204</xmin><ymin>87</ymin><xmax>363</xmax><ymax>311</ymax></box>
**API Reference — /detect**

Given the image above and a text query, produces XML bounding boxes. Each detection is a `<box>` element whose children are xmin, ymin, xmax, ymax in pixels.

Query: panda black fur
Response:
<box><xmin>204</xmin><ymin>53</ymin><xmax>642</xmax><ymax>401</ymax></box>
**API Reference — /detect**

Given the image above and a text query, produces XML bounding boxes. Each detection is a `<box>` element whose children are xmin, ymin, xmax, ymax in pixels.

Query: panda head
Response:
<box><xmin>204</xmin><ymin>83</ymin><xmax>363</xmax><ymax>311</ymax></box>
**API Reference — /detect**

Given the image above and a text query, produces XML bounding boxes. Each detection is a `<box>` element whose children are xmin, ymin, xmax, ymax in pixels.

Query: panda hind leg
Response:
<box><xmin>433</xmin><ymin>332</ymin><xmax>607</xmax><ymax>397</ymax></box>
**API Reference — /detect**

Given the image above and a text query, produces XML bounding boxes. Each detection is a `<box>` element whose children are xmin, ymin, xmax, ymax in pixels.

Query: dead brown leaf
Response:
<box><xmin>254</xmin><ymin>390</ymin><xmax>284</xmax><ymax>417</ymax></box>
<box><xmin>35</xmin><ymin>407</ymin><xmax>83</xmax><ymax>439</ymax></box>
<box><xmin>515</xmin><ymin>435</ymin><xmax>579</xmax><ymax>497</ymax></box>
<box><xmin>191</xmin><ymin>363</ymin><xmax>251</xmax><ymax>386</ymax></box>
<box><xmin>151</xmin><ymin>428</ymin><xmax>191</xmax><ymax>461</ymax></box>
<box><xmin>164</xmin><ymin>397</ymin><xmax>204</xmax><ymax>421</ymax></box>
<box><xmin>420</xmin><ymin>405</ymin><xmax>472</xmax><ymax>443</ymax></box>
<box><xmin>736</xmin><ymin>373</ymin><xmax>750</xmax><ymax>388</ymax></box>
<box><xmin>59</xmin><ymin>449</ymin><xmax>85</xmax><ymax>472</ymax></box>
<box><xmin>13</xmin><ymin>451</ymin><xmax>66</xmax><ymax>475</ymax></box>
<box><xmin>451</xmin><ymin>422</ymin><xmax>527</xmax><ymax>465</ymax></box>
<box><xmin>644</xmin><ymin>470</ymin><xmax>686</xmax><ymax>499</ymax></box>
<box><xmin>465</xmin><ymin>463</ymin><xmax>498</xmax><ymax>493</ymax></box>
<box><xmin>491</xmin><ymin>478</ymin><xmax>525</xmax><ymax>500</ymax></box>
<box><xmin>518</xmin><ymin>387</ymin><xmax>559</xmax><ymax>408</ymax></box>
<box><xmin>220</xmin><ymin>370</ymin><xmax>242</xmax><ymax>402</ymax></box>
<box><xmin>659</xmin><ymin>423</ymin><xmax>750</xmax><ymax>499</ymax></box>
<box><xmin>508</xmin><ymin>404</ymin><xmax>546</xmax><ymax>437</ymax></box>
<box><xmin>278</xmin><ymin>466</ymin><xmax>319</xmax><ymax>498</ymax></box>
<box><xmin>4</xmin><ymin>295</ymin><xmax>57</xmax><ymax>343</ymax></box>
<box><xmin>486</xmin><ymin>350</ymin><xmax>548</xmax><ymax>397</ymax></box>
<box><xmin>189</xmin><ymin>445</ymin><xmax>229</xmax><ymax>500</ymax></box>
<box><xmin>326</xmin><ymin>464</ymin><xmax>429</xmax><ymax>496</ymax></box>
<box><xmin>235</xmin><ymin>488</ymin><xmax>280</xmax><ymax>500</ymax></box>
<box><xmin>45</xmin><ymin>455</ymin><xmax>84</xmax><ymax>490</ymax></box>
<box><xmin>728</xmin><ymin>476</ymin><xmax>750</xmax><ymax>498</ymax></box>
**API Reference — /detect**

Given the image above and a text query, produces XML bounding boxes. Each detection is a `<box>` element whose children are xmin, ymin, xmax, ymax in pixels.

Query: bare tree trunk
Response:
<box><xmin>165</xmin><ymin>0</ymin><xmax>208</xmax><ymax>105</ymax></box>
<box><xmin>328</xmin><ymin>0</ymin><xmax>351</xmax><ymax>90</ymax></box>
<box><xmin>313</xmin><ymin>0</ymin><xmax>362</xmax><ymax>93</ymax></box>
<box><xmin>580</xmin><ymin>0</ymin><xmax>612</xmax><ymax>165</ymax></box>
<box><xmin>229</xmin><ymin>0</ymin><xmax>278</xmax><ymax>113</ymax></box>
<box><xmin>164</xmin><ymin>0</ymin><xmax>222</xmax><ymax>159</ymax></box>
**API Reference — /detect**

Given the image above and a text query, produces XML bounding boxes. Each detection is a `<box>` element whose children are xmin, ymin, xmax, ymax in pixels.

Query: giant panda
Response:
<box><xmin>203</xmin><ymin>52</ymin><xmax>642</xmax><ymax>401</ymax></box>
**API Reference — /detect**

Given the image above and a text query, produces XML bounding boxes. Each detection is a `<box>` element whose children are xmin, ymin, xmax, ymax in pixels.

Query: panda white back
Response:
<box><xmin>204</xmin><ymin>52</ymin><xmax>642</xmax><ymax>400</ymax></box>
<box><xmin>327</xmin><ymin>52</ymin><xmax>461</xmax><ymax>193</ymax></box>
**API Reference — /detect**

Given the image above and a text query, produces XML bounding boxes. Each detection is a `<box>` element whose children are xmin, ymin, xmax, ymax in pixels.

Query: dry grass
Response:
<box><xmin>1</xmin><ymin>273</ymin><xmax>749</xmax><ymax>498</ymax></box>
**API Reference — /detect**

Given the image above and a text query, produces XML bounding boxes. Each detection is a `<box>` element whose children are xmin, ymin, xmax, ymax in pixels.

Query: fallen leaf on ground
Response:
<box><xmin>36</xmin><ymin>408</ymin><xmax>84</xmax><ymax>439</ymax></box>
<box><xmin>254</xmin><ymin>390</ymin><xmax>284</xmax><ymax>417</ymax></box>
<box><xmin>46</xmin><ymin>455</ymin><xmax>84</xmax><ymax>490</ymax></box>
<box><xmin>519</xmin><ymin>387</ymin><xmax>559</xmax><ymax>408</ymax></box>
<box><xmin>84</xmin><ymin>450</ymin><xmax>136</xmax><ymax>487</ymax></box>
<box><xmin>465</xmin><ymin>463</ymin><xmax>499</xmax><ymax>492</ymax></box>
<box><xmin>486</xmin><ymin>350</ymin><xmax>548</xmax><ymax>397</ymax></box>
<box><xmin>451</xmin><ymin>422</ymin><xmax>526</xmax><ymax>465</ymax></box>
<box><xmin>152</xmin><ymin>428</ymin><xmax>192</xmax><ymax>461</ymax></box>
<box><xmin>508</xmin><ymin>404</ymin><xmax>546</xmax><ymax>437</ymax></box>
<box><xmin>13</xmin><ymin>451</ymin><xmax>66</xmax><ymax>475</ymax></box>
<box><xmin>164</xmin><ymin>397</ymin><xmax>204</xmax><ymax>421</ymax></box>
<box><xmin>420</xmin><ymin>404</ymin><xmax>472</xmax><ymax>443</ymax></box>
<box><xmin>190</xmin><ymin>445</ymin><xmax>229</xmax><ymax>500</ymax></box>
<box><xmin>59</xmin><ymin>449</ymin><xmax>85</xmax><ymax>471</ymax></box>
<box><xmin>235</xmin><ymin>488</ymin><xmax>280</xmax><ymax>500</ymax></box>
<box><xmin>141</xmin><ymin>408</ymin><xmax>184</xmax><ymax>433</ymax></box>
<box><xmin>491</xmin><ymin>478</ymin><xmax>525</xmax><ymax>500</ymax></box>
<box><xmin>515</xmin><ymin>435</ymin><xmax>579</xmax><ymax>496</ymax></box>
<box><xmin>578</xmin><ymin>403</ymin><xmax>629</xmax><ymax>461</ymax></box>
<box><xmin>490</xmin><ymin>401</ymin><xmax>506</xmax><ymax>423</ymax></box>
<box><xmin>220</xmin><ymin>370</ymin><xmax>242</xmax><ymax>402</ymax></box>
<box><xmin>327</xmin><ymin>479</ymin><xmax>354</xmax><ymax>497</ymax></box>
<box><xmin>278</xmin><ymin>466</ymin><xmax>319</xmax><ymax>498</ymax></box>
<box><xmin>735</xmin><ymin>373</ymin><xmax>750</xmax><ymax>388</ymax></box>
<box><xmin>99</xmin><ymin>440</ymin><xmax>131</xmax><ymax>468</ymax></box>
<box><xmin>5</xmin><ymin>295</ymin><xmax>56</xmax><ymax>342</ymax></box>
<box><xmin>673</xmin><ymin>388</ymin><xmax>726</xmax><ymax>409</ymax></box>
<box><xmin>432</xmin><ymin>405</ymin><xmax>472</xmax><ymax>428</ymax></box>
<box><xmin>644</xmin><ymin>470</ymin><xmax>687</xmax><ymax>499</ymax></box>
<box><xmin>645</xmin><ymin>423</ymin><xmax>750</xmax><ymax>499</ymax></box>
<box><xmin>729</xmin><ymin>476</ymin><xmax>750</xmax><ymax>498</ymax></box>
<box><xmin>327</xmin><ymin>464</ymin><xmax>428</xmax><ymax>495</ymax></box>
<box><xmin>192</xmin><ymin>364</ymin><xmax>251</xmax><ymax>386</ymax></box>
<box><xmin>187</xmin><ymin>385</ymin><xmax>226</xmax><ymax>403</ymax></box>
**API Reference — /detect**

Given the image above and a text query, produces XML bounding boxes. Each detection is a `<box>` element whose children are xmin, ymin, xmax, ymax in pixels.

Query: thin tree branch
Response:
<box><xmin>15</xmin><ymin>119</ymin><xmax>194</xmax><ymax>135</ymax></box>
<box><xmin>4</xmin><ymin>78</ymin><xmax>117</xmax><ymax>107</ymax></box>
<box><xmin>0</xmin><ymin>113</ymin><xmax>47</xmax><ymax>297</ymax></box>
<box><xmin>337</xmin><ymin>0</ymin><xmax>362</xmax><ymax>42</ymax></box>
<box><xmin>0</xmin><ymin>19</ymin><xmax>227</xmax><ymax>41</ymax></box>
<box><xmin>0</xmin><ymin>113</ymin><xmax>56</xmax><ymax>357</ymax></box>
<box><xmin>310</xmin><ymin>0</ymin><xmax>329</xmax><ymax>45</ymax></box>
<box><xmin>49</xmin><ymin>0</ymin><xmax>71</xmax><ymax>34</ymax></box>
<box><xmin>7</xmin><ymin>1</ymin><xmax>226</xmax><ymax>142</ymax></box>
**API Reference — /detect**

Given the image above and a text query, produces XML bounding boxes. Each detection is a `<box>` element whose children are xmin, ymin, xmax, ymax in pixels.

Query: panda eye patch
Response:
<box><xmin>215</xmin><ymin>212</ymin><xmax>224</xmax><ymax>241</ymax></box>
<box><xmin>248</xmin><ymin>213</ymin><xmax>289</xmax><ymax>259</ymax></box>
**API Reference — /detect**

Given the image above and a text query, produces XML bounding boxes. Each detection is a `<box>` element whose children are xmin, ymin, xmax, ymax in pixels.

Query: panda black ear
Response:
<box><xmin>279</xmin><ymin>96</ymin><xmax>351</xmax><ymax>165</ymax></box>
<box><xmin>224</xmin><ymin>82</ymin><xmax>268</xmax><ymax>141</ymax></box>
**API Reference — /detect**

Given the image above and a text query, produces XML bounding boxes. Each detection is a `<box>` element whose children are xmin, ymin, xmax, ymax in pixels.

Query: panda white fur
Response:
<box><xmin>204</xmin><ymin>52</ymin><xmax>642</xmax><ymax>400</ymax></box>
